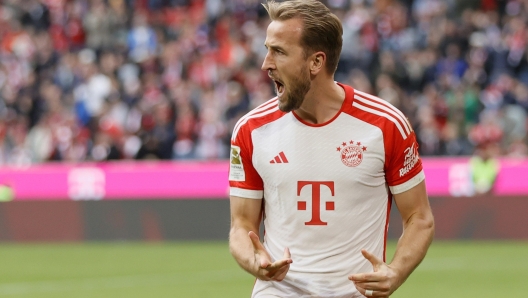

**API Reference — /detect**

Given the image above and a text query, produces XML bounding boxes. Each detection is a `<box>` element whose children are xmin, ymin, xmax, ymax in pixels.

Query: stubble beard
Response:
<box><xmin>277</xmin><ymin>67</ymin><xmax>311</xmax><ymax>113</ymax></box>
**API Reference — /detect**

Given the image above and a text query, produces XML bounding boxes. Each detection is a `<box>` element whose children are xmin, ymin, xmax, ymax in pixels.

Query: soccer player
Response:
<box><xmin>228</xmin><ymin>1</ymin><xmax>435</xmax><ymax>297</ymax></box>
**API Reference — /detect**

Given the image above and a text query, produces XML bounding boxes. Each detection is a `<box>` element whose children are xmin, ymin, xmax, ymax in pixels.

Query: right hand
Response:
<box><xmin>248</xmin><ymin>231</ymin><xmax>292</xmax><ymax>281</ymax></box>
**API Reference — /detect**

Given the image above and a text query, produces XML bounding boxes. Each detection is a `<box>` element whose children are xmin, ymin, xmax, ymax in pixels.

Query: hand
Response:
<box><xmin>348</xmin><ymin>250</ymin><xmax>401</xmax><ymax>297</ymax></box>
<box><xmin>248</xmin><ymin>231</ymin><xmax>292</xmax><ymax>281</ymax></box>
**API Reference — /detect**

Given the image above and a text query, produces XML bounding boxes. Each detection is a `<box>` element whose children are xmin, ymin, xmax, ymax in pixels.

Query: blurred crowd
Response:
<box><xmin>0</xmin><ymin>0</ymin><xmax>527</xmax><ymax>165</ymax></box>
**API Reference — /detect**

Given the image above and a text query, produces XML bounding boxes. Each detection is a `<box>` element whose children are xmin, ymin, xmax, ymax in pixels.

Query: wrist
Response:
<box><xmin>387</xmin><ymin>263</ymin><xmax>407</xmax><ymax>289</ymax></box>
<box><xmin>248</xmin><ymin>256</ymin><xmax>262</xmax><ymax>278</ymax></box>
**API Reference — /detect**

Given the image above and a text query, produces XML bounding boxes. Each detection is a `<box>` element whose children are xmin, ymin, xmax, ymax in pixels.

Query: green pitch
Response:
<box><xmin>0</xmin><ymin>241</ymin><xmax>526</xmax><ymax>298</ymax></box>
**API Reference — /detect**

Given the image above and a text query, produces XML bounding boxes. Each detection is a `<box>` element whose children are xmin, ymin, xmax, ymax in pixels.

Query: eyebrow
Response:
<box><xmin>264</xmin><ymin>44</ymin><xmax>286</xmax><ymax>52</ymax></box>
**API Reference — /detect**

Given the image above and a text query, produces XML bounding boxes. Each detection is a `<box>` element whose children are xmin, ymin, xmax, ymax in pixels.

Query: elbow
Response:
<box><xmin>405</xmin><ymin>210</ymin><xmax>435</xmax><ymax>240</ymax></box>
<box><xmin>424</xmin><ymin>212</ymin><xmax>435</xmax><ymax>240</ymax></box>
<box><xmin>228</xmin><ymin>226</ymin><xmax>237</xmax><ymax>249</ymax></box>
<box><xmin>424</xmin><ymin>210</ymin><xmax>435</xmax><ymax>229</ymax></box>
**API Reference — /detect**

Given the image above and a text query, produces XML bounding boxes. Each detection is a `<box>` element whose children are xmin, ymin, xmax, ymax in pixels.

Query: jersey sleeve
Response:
<box><xmin>385</xmin><ymin>128</ymin><xmax>425</xmax><ymax>195</ymax></box>
<box><xmin>229</xmin><ymin>123</ymin><xmax>264</xmax><ymax>199</ymax></box>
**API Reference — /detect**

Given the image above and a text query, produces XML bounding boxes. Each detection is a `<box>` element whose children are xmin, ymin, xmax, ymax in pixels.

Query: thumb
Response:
<box><xmin>249</xmin><ymin>231</ymin><xmax>264</xmax><ymax>251</ymax></box>
<box><xmin>284</xmin><ymin>247</ymin><xmax>292</xmax><ymax>262</ymax></box>
<box><xmin>249</xmin><ymin>231</ymin><xmax>270</xmax><ymax>268</ymax></box>
<box><xmin>361</xmin><ymin>249</ymin><xmax>383</xmax><ymax>271</ymax></box>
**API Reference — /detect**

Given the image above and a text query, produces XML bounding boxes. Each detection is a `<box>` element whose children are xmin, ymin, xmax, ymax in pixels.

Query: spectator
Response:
<box><xmin>1</xmin><ymin>0</ymin><xmax>528</xmax><ymax>166</ymax></box>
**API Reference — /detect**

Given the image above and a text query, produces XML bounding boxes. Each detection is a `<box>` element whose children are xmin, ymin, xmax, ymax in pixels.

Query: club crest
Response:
<box><xmin>336</xmin><ymin>140</ymin><xmax>367</xmax><ymax>167</ymax></box>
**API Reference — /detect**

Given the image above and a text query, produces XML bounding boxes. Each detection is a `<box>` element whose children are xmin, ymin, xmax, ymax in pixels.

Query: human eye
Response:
<box><xmin>273</xmin><ymin>48</ymin><xmax>285</xmax><ymax>55</ymax></box>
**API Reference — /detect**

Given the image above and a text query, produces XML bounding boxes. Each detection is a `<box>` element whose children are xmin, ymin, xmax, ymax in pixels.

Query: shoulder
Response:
<box><xmin>349</xmin><ymin>89</ymin><xmax>414</xmax><ymax>141</ymax></box>
<box><xmin>231</xmin><ymin>97</ymin><xmax>287</xmax><ymax>141</ymax></box>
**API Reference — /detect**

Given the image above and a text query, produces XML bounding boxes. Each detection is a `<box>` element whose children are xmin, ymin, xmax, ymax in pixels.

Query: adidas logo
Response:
<box><xmin>270</xmin><ymin>151</ymin><xmax>289</xmax><ymax>164</ymax></box>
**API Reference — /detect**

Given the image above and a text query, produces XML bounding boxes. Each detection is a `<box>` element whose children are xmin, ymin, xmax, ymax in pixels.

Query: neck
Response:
<box><xmin>294</xmin><ymin>78</ymin><xmax>345</xmax><ymax>124</ymax></box>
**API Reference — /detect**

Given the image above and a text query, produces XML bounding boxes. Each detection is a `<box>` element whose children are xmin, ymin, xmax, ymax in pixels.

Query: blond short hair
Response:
<box><xmin>263</xmin><ymin>0</ymin><xmax>343</xmax><ymax>74</ymax></box>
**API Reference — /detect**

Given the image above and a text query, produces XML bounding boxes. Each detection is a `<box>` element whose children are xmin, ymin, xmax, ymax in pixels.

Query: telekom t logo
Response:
<box><xmin>297</xmin><ymin>181</ymin><xmax>335</xmax><ymax>225</ymax></box>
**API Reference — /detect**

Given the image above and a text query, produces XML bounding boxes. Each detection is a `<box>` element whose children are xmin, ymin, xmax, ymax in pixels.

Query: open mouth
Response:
<box><xmin>274</xmin><ymin>80</ymin><xmax>285</xmax><ymax>96</ymax></box>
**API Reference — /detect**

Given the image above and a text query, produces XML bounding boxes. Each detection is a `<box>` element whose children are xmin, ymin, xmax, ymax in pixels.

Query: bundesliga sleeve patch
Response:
<box><xmin>229</xmin><ymin>145</ymin><xmax>246</xmax><ymax>181</ymax></box>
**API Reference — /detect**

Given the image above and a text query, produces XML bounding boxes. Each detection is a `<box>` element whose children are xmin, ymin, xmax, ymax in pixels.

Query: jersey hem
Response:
<box><xmin>230</xmin><ymin>187</ymin><xmax>263</xmax><ymax>199</ymax></box>
<box><xmin>389</xmin><ymin>170</ymin><xmax>425</xmax><ymax>194</ymax></box>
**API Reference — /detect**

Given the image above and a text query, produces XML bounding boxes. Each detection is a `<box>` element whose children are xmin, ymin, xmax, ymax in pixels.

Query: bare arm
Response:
<box><xmin>350</xmin><ymin>180</ymin><xmax>434</xmax><ymax>297</ymax></box>
<box><xmin>390</xmin><ymin>180</ymin><xmax>435</xmax><ymax>286</ymax></box>
<box><xmin>229</xmin><ymin>195</ymin><xmax>292</xmax><ymax>281</ymax></box>
<box><xmin>229</xmin><ymin>195</ymin><xmax>263</xmax><ymax>274</ymax></box>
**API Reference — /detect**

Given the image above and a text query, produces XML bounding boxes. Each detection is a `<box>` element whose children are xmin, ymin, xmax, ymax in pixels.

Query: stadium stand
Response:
<box><xmin>0</xmin><ymin>0</ymin><xmax>527</xmax><ymax>165</ymax></box>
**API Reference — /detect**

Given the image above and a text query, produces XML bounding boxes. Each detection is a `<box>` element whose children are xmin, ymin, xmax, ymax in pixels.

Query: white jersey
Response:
<box><xmin>229</xmin><ymin>83</ymin><xmax>425</xmax><ymax>298</ymax></box>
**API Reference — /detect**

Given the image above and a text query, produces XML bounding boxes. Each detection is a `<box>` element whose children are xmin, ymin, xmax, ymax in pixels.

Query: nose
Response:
<box><xmin>261</xmin><ymin>51</ymin><xmax>275</xmax><ymax>71</ymax></box>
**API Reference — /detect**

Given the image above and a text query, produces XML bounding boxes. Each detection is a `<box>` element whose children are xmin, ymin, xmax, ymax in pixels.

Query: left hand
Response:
<box><xmin>348</xmin><ymin>249</ymin><xmax>401</xmax><ymax>298</ymax></box>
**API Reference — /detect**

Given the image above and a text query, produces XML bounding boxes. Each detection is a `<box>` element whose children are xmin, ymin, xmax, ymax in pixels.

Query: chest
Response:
<box><xmin>251</xmin><ymin>114</ymin><xmax>387</xmax><ymax>187</ymax></box>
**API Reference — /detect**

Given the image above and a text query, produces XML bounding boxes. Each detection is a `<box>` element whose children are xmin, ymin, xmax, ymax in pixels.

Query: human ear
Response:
<box><xmin>310</xmin><ymin>52</ymin><xmax>325</xmax><ymax>74</ymax></box>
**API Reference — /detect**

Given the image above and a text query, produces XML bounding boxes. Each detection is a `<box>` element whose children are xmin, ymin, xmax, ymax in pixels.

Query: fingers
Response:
<box><xmin>361</xmin><ymin>249</ymin><xmax>383</xmax><ymax>270</ymax></box>
<box><xmin>353</xmin><ymin>283</ymin><xmax>391</xmax><ymax>298</ymax></box>
<box><xmin>349</xmin><ymin>250</ymin><xmax>391</xmax><ymax>297</ymax></box>
<box><xmin>266</xmin><ymin>248</ymin><xmax>293</xmax><ymax>272</ymax></box>
<box><xmin>284</xmin><ymin>247</ymin><xmax>291</xmax><ymax>259</ymax></box>
<box><xmin>349</xmin><ymin>249</ymin><xmax>384</xmax><ymax>282</ymax></box>
<box><xmin>353</xmin><ymin>280</ymin><xmax>383</xmax><ymax>290</ymax></box>
<box><xmin>267</xmin><ymin>256</ymin><xmax>293</xmax><ymax>270</ymax></box>
<box><xmin>349</xmin><ymin>274</ymin><xmax>392</xmax><ymax>297</ymax></box>
<box><xmin>249</xmin><ymin>231</ymin><xmax>272</xmax><ymax>269</ymax></box>
<box><xmin>270</xmin><ymin>262</ymin><xmax>290</xmax><ymax>281</ymax></box>
<box><xmin>354</xmin><ymin>285</ymin><xmax>389</xmax><ymax>297</ymax></box>
<box><xmin>349</xmin><ymin>272</ymin><xmax>382</xmax><ymax>283</ymax></box>
<box><xmin>248</xmin><ymin>232</ymin><xmax>292</xmax><ymax>281</ymax></box>
<box><xmin>264</xmin><ymin>257</ymin><xmax>292</xmax><ymax>281</ymax></box>
<box><xmin>353</xmin><ymin>277</ymin><xmax>392</xmax><ymax>297</ymax></box>
<box><xmin>249</xmin><ymin>232</ymin><xmax>292</xmax><ymax>266</ymax></box>
<box><xmin>248</xmin><ymin>231</ymin><xmax>264</xmax><ymax>251</ymax></box>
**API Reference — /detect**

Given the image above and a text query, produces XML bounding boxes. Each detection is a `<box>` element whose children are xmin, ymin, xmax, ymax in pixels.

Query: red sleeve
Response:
<box><xmin>385</xmin><ymin>128</ymin><xmax>423</xmax><ymax>189</ymax></box>
<box><xmin>229</xmin><ymin>123</ymin><xmax>264</xmax><ymax>194</ymax></box>
<box><xmin>346</xmin><ymin>87</ymin><xmax>424</xmax><ymax>193</ymax></box>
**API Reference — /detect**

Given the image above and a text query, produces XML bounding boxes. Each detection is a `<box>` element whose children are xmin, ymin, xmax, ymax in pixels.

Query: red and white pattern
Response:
<box><xmin>229</xmin><ymin>83</ymin><xmax>424</xmax><ymax>298</ymax></box>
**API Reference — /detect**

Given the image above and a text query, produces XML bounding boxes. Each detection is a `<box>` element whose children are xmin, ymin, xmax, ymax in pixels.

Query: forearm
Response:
<box><xmin>229</xmin><ymin>225</ymin><xmax>258</xmax><ymax>276</ymax></box>
<box><xmin>389</xmin><ymin>213</ymin><xmax>434</xmax><ymax>287</ymax></box>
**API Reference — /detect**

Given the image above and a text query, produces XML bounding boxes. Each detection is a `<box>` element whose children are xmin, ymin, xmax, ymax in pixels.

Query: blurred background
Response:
<box><xmin>2</xmin><ymin>0</ymin><xmax>528</xmax><ymax>163</ymax></box>
<box><xmin>0</xmin><ymin>0</ymin><xmax>527</xmax><ymax>297</ymax></box>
